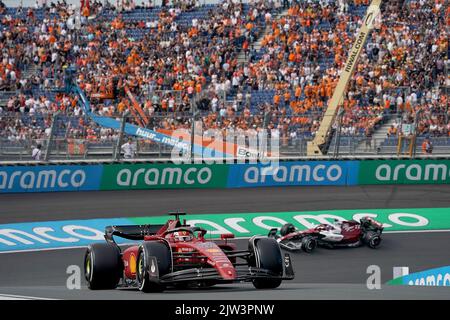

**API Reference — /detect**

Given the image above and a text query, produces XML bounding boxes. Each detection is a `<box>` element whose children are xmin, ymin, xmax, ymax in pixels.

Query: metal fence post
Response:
<box><xmin>333</xmin><ymin>107</ymin><xmax>345</xmax><ymax>158</ymax></box>
<box><xmin>115</xmin><ymin>111</ymin><xmax>128</xmax><ymax>161</ymax></box>
<box><xmin>412</xmin><ymin>109</ymin><xmax>422</xmax><ymax>158</ymax></box>
<box><xmin>190</xmin><ymin>100</ymin><xmax>197</xmax><ymax>162</ymax></box>
<box><xmin>44</xmin><ymin>112</ymin><xmax>59</xmax><ymax>161</ymax></box>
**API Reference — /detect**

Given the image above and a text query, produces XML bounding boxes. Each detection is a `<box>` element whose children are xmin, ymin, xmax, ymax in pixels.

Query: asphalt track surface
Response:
<box><xmin>0</xmin><ymin>185</ymin><xmax>450</xmax><ymax>299</ymax></box>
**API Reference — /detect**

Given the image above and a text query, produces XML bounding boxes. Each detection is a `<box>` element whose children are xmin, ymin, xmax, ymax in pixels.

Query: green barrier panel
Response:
<box><xmin>129</xmin><ymin>207</ymin><xmax>450</xmax><ymax>238</ymax></box>
<box><xmin>100</xmin><ymin>163</ymin><xmax>229</xmax><ymax>190</ymax></box>
<box><xmin>358</xmin><ymin>159</ymin><xmax>450</xmax><ymax>185</ymax></box>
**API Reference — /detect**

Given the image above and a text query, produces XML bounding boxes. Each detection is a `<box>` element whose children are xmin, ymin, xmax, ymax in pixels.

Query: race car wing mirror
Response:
<box><xmin>220</xmin><ymin>233</ymin><xmax>235</xmax><ymax>244</ymax></box>
<box><xmin>220</xmin><ymin>233</ymin><xmax>235</xmax><ymax>239</ymax></box>
<box><xmin>267</xmin><ymin>228</ymin><xmax>278</xmax><ymax>238</ymax></box>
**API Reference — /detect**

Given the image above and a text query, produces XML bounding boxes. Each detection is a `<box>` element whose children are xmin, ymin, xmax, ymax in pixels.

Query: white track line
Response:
<box><xmin>0</xmin><ymin>293</ymin><xmax>57</xmax><ymax>300</ymax></box>
<box><xmin>0</xmin><ymin>229</ymin><xmax>450</xmax><ymax>254</ymax></box>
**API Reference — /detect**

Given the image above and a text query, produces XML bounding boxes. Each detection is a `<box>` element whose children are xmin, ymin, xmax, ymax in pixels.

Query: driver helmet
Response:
<box><xmin>333</xmin><ymin>219</ymin><xmax>343</xmax><ymax>227</ymax></box>
<box><xmin>173</xmin><ymin>231</ymin><xmax>192</xmax><ymax>242</ymax></box>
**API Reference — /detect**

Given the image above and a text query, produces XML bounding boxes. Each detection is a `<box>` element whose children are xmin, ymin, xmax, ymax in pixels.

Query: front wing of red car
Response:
<box><xmin>144</xmin><ymin>253</ymin><xmax>294</xmax><ymax>285</ymax></box>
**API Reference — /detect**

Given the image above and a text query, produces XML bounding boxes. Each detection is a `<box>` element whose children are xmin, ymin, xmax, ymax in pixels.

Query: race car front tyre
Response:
<box><xmin>280</xmin><ymin>223</ymin><xmax>296</xmax><ymax>236</ymax></box>
<box><xmin>301</xmin><ymin>236</ymin><xmax>317</xmax><ymax>253</ymax></box>
<box><xmin>249</xmin><ymin>237</ymin><xmax>283</xmax><ymax>289</ymax></box>
<box><xmin>84</xmin><ymin>243</ymin><xmax>122</xmax><ymax>290</ymax></box>
<box><xmin>137</xmin><ymin>241</ymin><xmax>172</xmax><ymax>293</ymax></box>
<box><xmin>363</xmin><ymin>231</ymin><xmax>382</xmax><ymax>249</ymax></box>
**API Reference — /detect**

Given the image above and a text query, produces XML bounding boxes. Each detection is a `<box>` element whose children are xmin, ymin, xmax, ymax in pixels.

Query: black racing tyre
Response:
<box><xmin>280</xmin><ymin>223</ymin><xmax>296</xmax><ymax>236</ymax></box>
<box><xmin>363</xmin><ymin>231</ymin><xmax>382</xmax><ymax>249</ymax></box>
<box><xmin>301</xmin><ymin>236</ymin><xmax>317</xmax><ymax>253</ymax></box>
<box><xmin>84</xmin><ymin>243</ymin><xmax>122</xmax><ymax>290</ymax></box>
<box><xmin>137</xmin><ymin>241</ymin><xmax>172</xmax><ymax>293</ymax></box>
<box><xmin>249</xmin><ymin>238</ymin><xmax>283</xmax><ymax>289</ymax></box>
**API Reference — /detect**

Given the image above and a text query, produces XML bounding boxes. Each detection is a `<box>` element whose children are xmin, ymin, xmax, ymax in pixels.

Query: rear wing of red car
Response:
<box><xmin>104</xmin><ymin>224</ymin><xmax>165</xmax><ymax>243</ymax></box>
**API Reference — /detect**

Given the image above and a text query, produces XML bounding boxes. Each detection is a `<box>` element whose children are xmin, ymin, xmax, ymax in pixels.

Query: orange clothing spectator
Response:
<box><xmin>294</xmin><ymin>86</ymin><xmax>302</xmax><ymax>99</ymax></box>
<box><xmin>273</xmin><ymin>94</ymin><xmax>280</xmax><ymax>106</ymax></box>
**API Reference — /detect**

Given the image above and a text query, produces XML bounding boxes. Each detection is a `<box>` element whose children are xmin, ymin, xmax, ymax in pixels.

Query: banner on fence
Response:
<box><xmin>358</xmin><ymin>160</ymin><xmax>450</xmax><ymax>184</ymax></box>
<box><xmin>227</xmin><ymin>161</ymin><xmax>359</xmax><ymax>187</ymax></box>
<box><xmin>0</xmin><ymin>165</ymin><xmax>103</xmax><ymax>193</ymax></box>
<box><xmin>100</xmin><ymin>163</ymin><xmax>229</xmax><ymax>190</ymax></box>
<box><xmin>1</xmin><ymin>159</ymin><xmax>449</xmax><ymax>193</ymax></box>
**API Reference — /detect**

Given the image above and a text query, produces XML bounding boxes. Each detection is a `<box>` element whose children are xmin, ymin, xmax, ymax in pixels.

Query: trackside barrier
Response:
<box><xmin>100</xmin><ymin>163</ymin><xmax>229</xmax><ymax>190</ymax></box>
<box><xmin>358</xmin><ymin>159</ymin><xmax>450</xmax><ymax>184</ymax></box>
<box><xmin>0</xmin><ymin>165</ymin><xmax>103</xmax><ymax>193</ymax></box>
<box><xmin>226</xmin><ymin>161</ymin><xmax>359</xmax><ymax>187</ymax></box>
<box><xmin>0</xmin><ymin>159</ymin><xmax>449</xmax><ymax>193</ymax></box>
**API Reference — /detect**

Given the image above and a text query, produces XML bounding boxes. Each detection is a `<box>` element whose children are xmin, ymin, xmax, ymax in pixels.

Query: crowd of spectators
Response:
<box><xmin>0</xmin><ymin>0</ymin><xmax>281</xmax><ymax>141</ymax></box>
<box><xmin>0</xmin><ymin>0</ymin><xmax>448</xmax><ymax>152</ymax></box>
<box><xmin>220</xmin><ymin>0</ymin><xmax>448</xmax><ymax>141</ymax></box>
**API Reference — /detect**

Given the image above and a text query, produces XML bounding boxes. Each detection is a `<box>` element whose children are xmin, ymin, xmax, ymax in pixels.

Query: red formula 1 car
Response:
<box><xmin>84</xmin><ymin>212</ymin><xmax>294</xmax><ymax>292</ymax></box>
<box><xmin>268</xmin><ymin>217</ymin><xmax>384</xmax><ymax>253</ymax></box>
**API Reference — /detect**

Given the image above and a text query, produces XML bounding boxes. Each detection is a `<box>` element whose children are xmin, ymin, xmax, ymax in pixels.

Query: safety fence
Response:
<box><xmin>1</xmin><ymin>159</ymin><xmax>449</xmax><ymax>193</ymax></box>
<box><xmin>1</xmin><ymin>112</ymin><xmax>449</xmax><ymax>161</ymax></box>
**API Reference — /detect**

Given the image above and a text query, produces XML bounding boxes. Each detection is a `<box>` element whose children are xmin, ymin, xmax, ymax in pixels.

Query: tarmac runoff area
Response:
<box><xmin>0</xmin><ymin>185</ymin><xmax>449</xmax><ymax>299</ymax></box>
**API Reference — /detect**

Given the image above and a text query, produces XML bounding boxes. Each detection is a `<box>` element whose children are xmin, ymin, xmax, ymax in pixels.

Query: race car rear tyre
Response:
<box><xmin>249</xmin><ymin>237</ymin><xmax>283</xmax><ymax>289</ymax></box>
<box><xmin>280</xmin><ymin>223</ymin><xmax>296</xmax><ymax>236</ymax></box>
<box><xmin>363</xmin><ymin>231</ymin><xmax>381</xmax><ymax>249</ymax></box>
<box><xmin>137</xmin><ymin>241</ymin><xmax>172</xmax><ymax>293</ymax></box>
<box><xmin>84</xmin><ymin>243</ymin><xmax>122</xmax><ymax>290</ymax></box>
<box><xmin>301</xmin><ymin>236</ymin><xmax>317</xmax><ymax>253</ymax></box>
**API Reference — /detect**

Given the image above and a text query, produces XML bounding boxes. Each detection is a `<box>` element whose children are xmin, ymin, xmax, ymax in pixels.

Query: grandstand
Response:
<box><xmin>0</xmin><ymin>0</ymin><xmax>448</xmax><ymax>160</ymax></box>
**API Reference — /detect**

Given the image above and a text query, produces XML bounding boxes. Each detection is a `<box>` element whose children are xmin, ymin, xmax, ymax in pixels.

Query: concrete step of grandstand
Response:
<box><xmin>236</xmin><ymin>8</ymin><xmax>288</xmax><ymax>64</ymax></box>
<box><xmin>0</xmin><ymin>91</ymin><xmax>16</xmax><ymax>107</ymax></box>
<box><xmin>22</xmin><ymin>64</ymin><xmax>40</xmax><ymax>80</ymax></box>
<box><xmin>0</xmin><ymin>65</ymin><xmax>38</xmax><ymax>107</ymax></box>
<box><xmin>353</xmin><ymin>116</ymin><xmax>399</xmax><ymax>152</ymax></box>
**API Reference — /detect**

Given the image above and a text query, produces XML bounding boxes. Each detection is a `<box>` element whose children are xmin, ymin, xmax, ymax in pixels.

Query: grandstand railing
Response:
<box><xmin>0</xmin><ymin>112</ymin><xmax>448</xmax><ymax>162</ymax></box>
